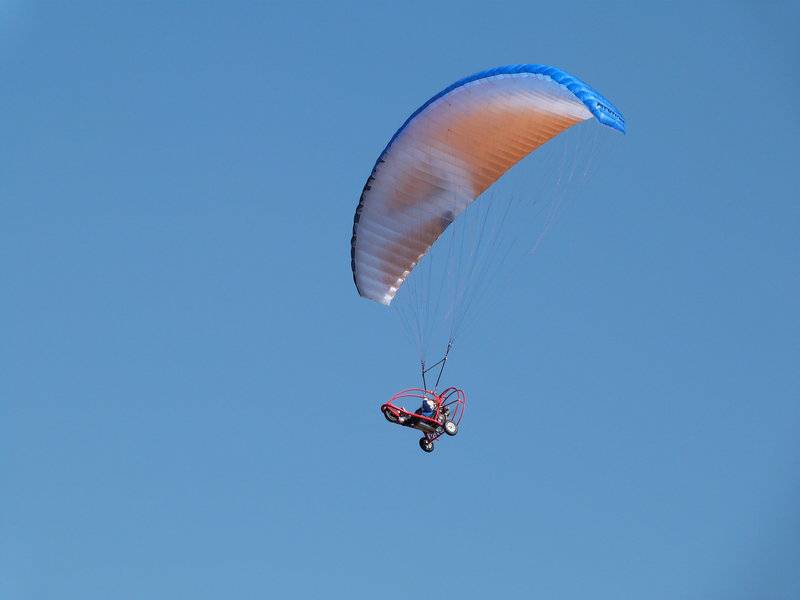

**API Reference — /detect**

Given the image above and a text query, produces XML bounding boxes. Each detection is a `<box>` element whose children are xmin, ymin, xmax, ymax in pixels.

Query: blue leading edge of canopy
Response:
<box><xmin>350</xmin><ymin>64</ymin><xmax>626</xmax><ymax>299</ymax></box>
<box><xmin>381</xmin><ymin>64</ymin><xmax>626</xmax><ymax>158</ymax></box>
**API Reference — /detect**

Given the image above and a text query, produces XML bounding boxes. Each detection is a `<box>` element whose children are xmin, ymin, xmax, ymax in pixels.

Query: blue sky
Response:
<box><xmin>2</xmin><ymin>1</ymin><xmax>799</xmax><ymax>598</ymax></box>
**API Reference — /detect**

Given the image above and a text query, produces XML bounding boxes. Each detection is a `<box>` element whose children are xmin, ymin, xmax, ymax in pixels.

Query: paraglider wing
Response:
<box><xmin>350</xmin><ymin>64</ymin><xmax>625</xmax><ymax>305</ymax></box>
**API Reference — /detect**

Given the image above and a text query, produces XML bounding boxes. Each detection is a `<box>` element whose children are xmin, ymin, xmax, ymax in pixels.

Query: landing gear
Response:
<box><xmin>382</xmin><ymin>406</ymin><xmax>399</xmax><ymax>423</ymax></box>
<box><xmin>443</xmin><ymin>420</ymin><xmax>458</xmax><ymax>436</ymax></box>
<box><xmin>419</xmin><ymin>437</ymin><xmax>434</xmax><ymax>453</ymax></box>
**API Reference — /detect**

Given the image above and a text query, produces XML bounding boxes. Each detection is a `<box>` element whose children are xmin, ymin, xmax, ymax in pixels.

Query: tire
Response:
<box><xmin>419</xmin><ymin>437</ymin><xmax>434</xmax><ymax>453</ymax></box>
<box><xmin>383</xmin><ymin>407</ymin><xmax>399</xmax><ymax>423</ymax></box>
<box><xmin>444</xmin><ymin>420</ymin><xmax>458</xmax><ymax>436</ymax></box>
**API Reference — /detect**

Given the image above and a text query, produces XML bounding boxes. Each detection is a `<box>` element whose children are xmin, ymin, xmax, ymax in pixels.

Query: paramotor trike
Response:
<box><xmin>381</xmin><ymin>387</ymin><xmax>466</xmax><ymax>453</ymax></box>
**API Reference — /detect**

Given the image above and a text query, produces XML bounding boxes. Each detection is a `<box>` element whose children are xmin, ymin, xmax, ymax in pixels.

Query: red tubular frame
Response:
<box><xmin>380</xmin><ymin>387</ymin><xmax>467</xmax><ymax>442</ymax></box>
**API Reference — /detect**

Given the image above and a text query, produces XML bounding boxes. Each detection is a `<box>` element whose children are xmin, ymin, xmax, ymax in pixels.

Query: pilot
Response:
<box><xmin>417</xmin><ymin>395</ymin><xmax>437</xmax><ymax>418</ymax></box>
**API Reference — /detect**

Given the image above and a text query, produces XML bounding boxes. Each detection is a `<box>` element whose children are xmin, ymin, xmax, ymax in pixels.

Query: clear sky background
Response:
<box><xmin>2</xmin><ymin>1</ymin><xmax>799</xmax><ymax>598</ymax></box>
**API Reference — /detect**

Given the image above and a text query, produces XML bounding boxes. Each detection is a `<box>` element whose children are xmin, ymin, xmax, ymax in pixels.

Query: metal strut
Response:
<box><xmin>420</xmin><ymin>340</ymin><xmax>453</xmax><ymax>392</ymax></box>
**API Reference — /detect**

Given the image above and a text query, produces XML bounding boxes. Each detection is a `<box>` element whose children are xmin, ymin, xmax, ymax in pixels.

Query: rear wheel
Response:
<box><xmin>444</xmin><ymin>420</ymin><xmax>458</xmax><ymax>436</ymax></box>
<box><xmin>419</xmin><ymin>437</ymin><xmax>434</xmax><ymax>453</ymax></box>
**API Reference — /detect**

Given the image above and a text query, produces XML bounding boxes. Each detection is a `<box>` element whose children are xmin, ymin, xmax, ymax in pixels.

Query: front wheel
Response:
<box><xmin>383</xmin><ymin>407</ymin><xmax>399</xmax><ymax>423</ymax></box>
<box><xmin>443</xmin><ymin>420</ymin><xmax>458</xmax><ymax>436</ymax></box>
<box><xmin>419</xmin><ymin>437</ymin><xmax>434</xmax><ymax>453</ymax></box>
